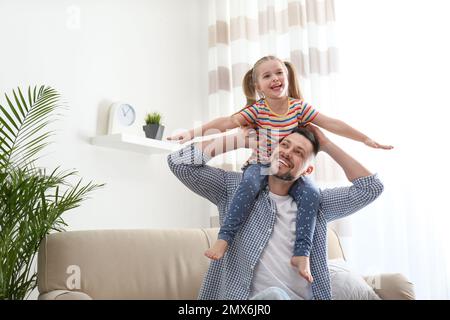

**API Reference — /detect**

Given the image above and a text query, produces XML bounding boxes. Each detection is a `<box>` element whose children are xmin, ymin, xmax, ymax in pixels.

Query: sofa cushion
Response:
<box><xmin>37</xmin><ymin>227</ymin><xmax>346</xmax><ymax>299</ymax></box>
<box><xmin>329</xmin><ymin>259</ymin><xmax>381</xmax><ymax>300</ymax></box>
<box><xmin>38</xmin><ymin>229</ymin><xmax>213</xmax><ymax>299</ymax></box>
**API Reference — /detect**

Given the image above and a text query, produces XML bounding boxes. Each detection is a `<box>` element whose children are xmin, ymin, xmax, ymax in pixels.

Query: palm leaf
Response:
<box><xmin>0</xmin><ymin>86</ymin><xmax>104</xmax><ymax>300</ymax></box>
<box><xmin>0</xmin><ymin>86</ymin><xmax>60</xmax><ymax>170</ymax></box>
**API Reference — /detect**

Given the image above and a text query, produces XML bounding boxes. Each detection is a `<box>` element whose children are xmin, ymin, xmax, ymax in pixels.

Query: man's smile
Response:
<box><xmin>277</xmin><ymin>154</ymin><xmax>292</xmax><ymax>169</ymax></box>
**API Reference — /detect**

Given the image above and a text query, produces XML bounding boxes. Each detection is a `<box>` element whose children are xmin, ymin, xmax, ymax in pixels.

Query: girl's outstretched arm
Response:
<box><xmin>311</xmin><ymin>113</ymin><xmax>393</xmax><ymax>150</ymax></box>
<box><xmin>167</xmin><ymin>114</ymin><xmax>249</xmax><ymax>144</ymax></box>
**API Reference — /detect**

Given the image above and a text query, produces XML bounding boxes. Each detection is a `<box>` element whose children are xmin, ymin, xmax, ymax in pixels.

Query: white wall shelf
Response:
<box><xmin>90</xmin><ymin>133</ymin><xmax>182</xmax><ymax>155</ymax></box>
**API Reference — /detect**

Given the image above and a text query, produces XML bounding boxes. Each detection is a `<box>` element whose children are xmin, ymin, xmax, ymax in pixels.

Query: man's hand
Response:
<box><xmin>167</xmin><ymin>130</ymin><xmax>193</xmax><ymax>144</ymax></box>
<box><xmin>304</xmin><ymin>124</ymin><xmax>331</xmax><ymax>152</ymax></box>
<box><xmin>306</xmin><ymin>124</ymin><xmax>372</xmax><ymax>180</ymax></box>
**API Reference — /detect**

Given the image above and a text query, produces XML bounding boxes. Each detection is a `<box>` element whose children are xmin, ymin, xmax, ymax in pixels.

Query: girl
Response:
<box><xmin>168</xmin><ymin>56</ymin><xmax>392</xmax><ymax>283</ymax></box>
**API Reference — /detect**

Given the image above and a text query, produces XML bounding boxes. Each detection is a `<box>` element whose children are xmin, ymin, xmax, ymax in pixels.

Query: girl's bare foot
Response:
<box><xmin>204</xmin><ymin>239</ymin><xmax>229</xmax><ymax>260</ymax></box>
<box><xmin>291</xmin><ymin>256</ymin><xmax>314</xmax><ymax>283</ymax></box>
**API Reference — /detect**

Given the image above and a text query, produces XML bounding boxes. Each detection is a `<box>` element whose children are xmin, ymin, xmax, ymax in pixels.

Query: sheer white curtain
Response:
<box><xmin>207</xmin><ymin>0</ymin><xmax>340</xmax><ymax>172</ymax></box>
<box><xmin>335</xmin><ymin>0</ymin><xmax>450</xmax><ymax>299</ymax></box>
<box><xmin>207</xmin><ymin>0</ymin><xmax>450</xmax><ymax>299</ymax></box>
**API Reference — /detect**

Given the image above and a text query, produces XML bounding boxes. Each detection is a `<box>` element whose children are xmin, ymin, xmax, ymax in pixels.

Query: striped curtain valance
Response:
<box><xmin>209</xmin><ymin>1</ymin><xmax>335</xmax><ymax>47</ymax></box>
<box><xmin>208</xmin><ymin>0</ymin><xmax>338</xmax><ymax>96</ymax></box>
<box><xmin>208</xmin><ymin>47</ymin><xmax>338</xmax><ymax>94</ymax></box>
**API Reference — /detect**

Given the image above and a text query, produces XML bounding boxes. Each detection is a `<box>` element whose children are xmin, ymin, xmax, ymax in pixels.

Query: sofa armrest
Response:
<box><xmin>364</xmin><ymin>273</ymin><xmax>415</xmax><ymax>300</ymax></box>
<box><xmin>38</xmin><ymin>290</ymin><xmax>92</xmax><ymax>300</ymax></box>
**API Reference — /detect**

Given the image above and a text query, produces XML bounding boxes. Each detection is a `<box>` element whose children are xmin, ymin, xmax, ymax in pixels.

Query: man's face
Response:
<box><xmin>269</xmin><ymin>133</ymin><xmax>315</xmax><ymax>181</ymax></box>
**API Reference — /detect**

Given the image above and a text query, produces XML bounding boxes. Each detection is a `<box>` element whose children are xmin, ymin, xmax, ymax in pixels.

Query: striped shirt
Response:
<box><xmin>237</xmin><ymin>98</ymin><xmax>318</xmax><ymax>163</ymax></box>
<box><xmin>167</xmin><ymin>145</ymin><xmax>384</xmax><ymax>300</ymax></box>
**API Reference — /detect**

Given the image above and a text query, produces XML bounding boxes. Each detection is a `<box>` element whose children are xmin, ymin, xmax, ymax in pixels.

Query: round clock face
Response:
<box><xmin>118</xmin><ymin>104</ymin><xmax>136</xmax><ymax>126</ymax></box>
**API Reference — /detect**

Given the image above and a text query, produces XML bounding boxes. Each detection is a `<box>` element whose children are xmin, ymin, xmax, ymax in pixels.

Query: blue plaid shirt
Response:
<box><xmin>168</xmin><ymin>144</ymin><xmax>384</xmax><ymax>300</ymax></box>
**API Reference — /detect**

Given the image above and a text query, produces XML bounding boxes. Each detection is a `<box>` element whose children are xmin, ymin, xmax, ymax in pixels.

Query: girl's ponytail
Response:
<box><xmin>242</xmin><ymin>68</ymin><xmax>257</xmax><ymax>106</ymax></box>
<box><xmin>284</xmin><ymin>61</ymin><xmax>303</xmax><ymax>100</ymax></box>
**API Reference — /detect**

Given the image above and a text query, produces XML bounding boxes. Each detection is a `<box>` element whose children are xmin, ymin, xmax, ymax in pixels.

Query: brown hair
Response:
<box><xmin>280</xmin><ymin>127</ymin><xmax>320</xmax><ymax>155</ymax></box>
<box><xmin>242</xmin><ymin>55</ymin><xmax>303</xmax><ymax>106</ymax></box>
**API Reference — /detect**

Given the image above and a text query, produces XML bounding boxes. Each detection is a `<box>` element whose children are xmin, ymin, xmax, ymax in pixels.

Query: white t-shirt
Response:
<box><xmin>249</xmin><ymin>191</ymin><xmax>313</xmax><ymax>300</ymax></box>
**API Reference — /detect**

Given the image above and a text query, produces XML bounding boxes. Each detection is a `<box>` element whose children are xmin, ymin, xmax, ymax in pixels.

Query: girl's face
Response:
<box><xmin>255</xmin><ymin>59</ymin><xmax>289</xmax><ymax>99</ymax></box>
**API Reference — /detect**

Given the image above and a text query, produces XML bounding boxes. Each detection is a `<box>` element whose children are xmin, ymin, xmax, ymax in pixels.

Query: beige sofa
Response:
<box><xmin>37</xmin><ymin>228</ymin><xmax>414</xmax><ymax>300</ymax></box>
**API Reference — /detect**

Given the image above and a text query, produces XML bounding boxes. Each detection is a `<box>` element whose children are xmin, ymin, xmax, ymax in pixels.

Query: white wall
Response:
<box><xmin>0</xmin><ymin>0</ymin><xmax>211</xmax><ymax>231</ymax></box>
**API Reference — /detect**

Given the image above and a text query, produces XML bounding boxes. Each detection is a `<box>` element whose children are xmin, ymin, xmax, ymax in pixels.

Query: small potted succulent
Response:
<box><xmin>143</xmin><ymin>112</ymin><xmax>164</xmax><ymax>140</ymax></box>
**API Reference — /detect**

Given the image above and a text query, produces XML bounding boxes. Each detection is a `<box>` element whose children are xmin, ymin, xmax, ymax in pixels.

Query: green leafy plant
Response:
<box><xmin>144</xmin><ymin>112</ymin><xmax>162</xmax><ymax>125</ymax></box>
<box><xmin>0</xmin><ymin>85</ymin><xmax>103</xmax><ymax>300</ymax></box>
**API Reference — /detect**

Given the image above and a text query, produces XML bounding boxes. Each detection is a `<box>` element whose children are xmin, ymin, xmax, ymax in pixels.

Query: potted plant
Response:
<box><xmin>0</xmin><ymin>85</ymin><xmax>103</xmax><ymax>300</ymax></box>
<box><xmin>143</xmin><ymin>112</ymin><xmax>164</xmax><ymax>140</ymax></box>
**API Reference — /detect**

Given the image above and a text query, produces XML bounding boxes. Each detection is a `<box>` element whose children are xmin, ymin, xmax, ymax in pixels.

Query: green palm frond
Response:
<box><xmin>0</xmin><ymin>86</ymin><xmax>104</xmax><ymax>300</ymax></box>
<box><xmin>0</xmin><ymin>86</ymin><xmax>60</xmax><ymax>171</ymax></box>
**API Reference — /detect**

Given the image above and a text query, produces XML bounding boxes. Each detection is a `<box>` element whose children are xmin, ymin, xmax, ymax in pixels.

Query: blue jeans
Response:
<box><xmin>218</xmin><ymin>163</ymin><xmax>319</xmax><ymax>257</ymax></box>
<box><xmin>289</xmin><ymin>174</ymin><xmax>319</xmax><ymax>257</ymax></box>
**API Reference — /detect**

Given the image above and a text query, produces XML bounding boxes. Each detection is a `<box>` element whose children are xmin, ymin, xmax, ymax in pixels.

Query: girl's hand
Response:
<box><xmin>167</xmin><ymin>130</ymin><xmax>193</xmax><ymax>144</ymax></box>
<box><xmin>364</xmin><ymin>138</ymin><xmax>394</xmax><ymax>150</ymax></box>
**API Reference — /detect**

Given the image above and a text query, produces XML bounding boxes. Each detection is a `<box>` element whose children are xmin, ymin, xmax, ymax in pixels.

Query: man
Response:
<box><xmin>167</xmin><ymin>125</ymin><xmax>383</xmax><ymax>300</ymax></box>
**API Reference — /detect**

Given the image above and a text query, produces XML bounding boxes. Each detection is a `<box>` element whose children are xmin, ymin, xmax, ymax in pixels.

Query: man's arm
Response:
<box><xmin>321</xmin><ymin>138</ymin><xmax>372</xmax><ymax>182</ymax></box>
<box><xmin>167</xmin><ymin>132</ymin><xmax>249</xmax><ymax>205</ymax></box>
<box><xmin>307</xmin><ymin>125</ymin><xmax>384</xmax><ymax>222</ymax></box>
